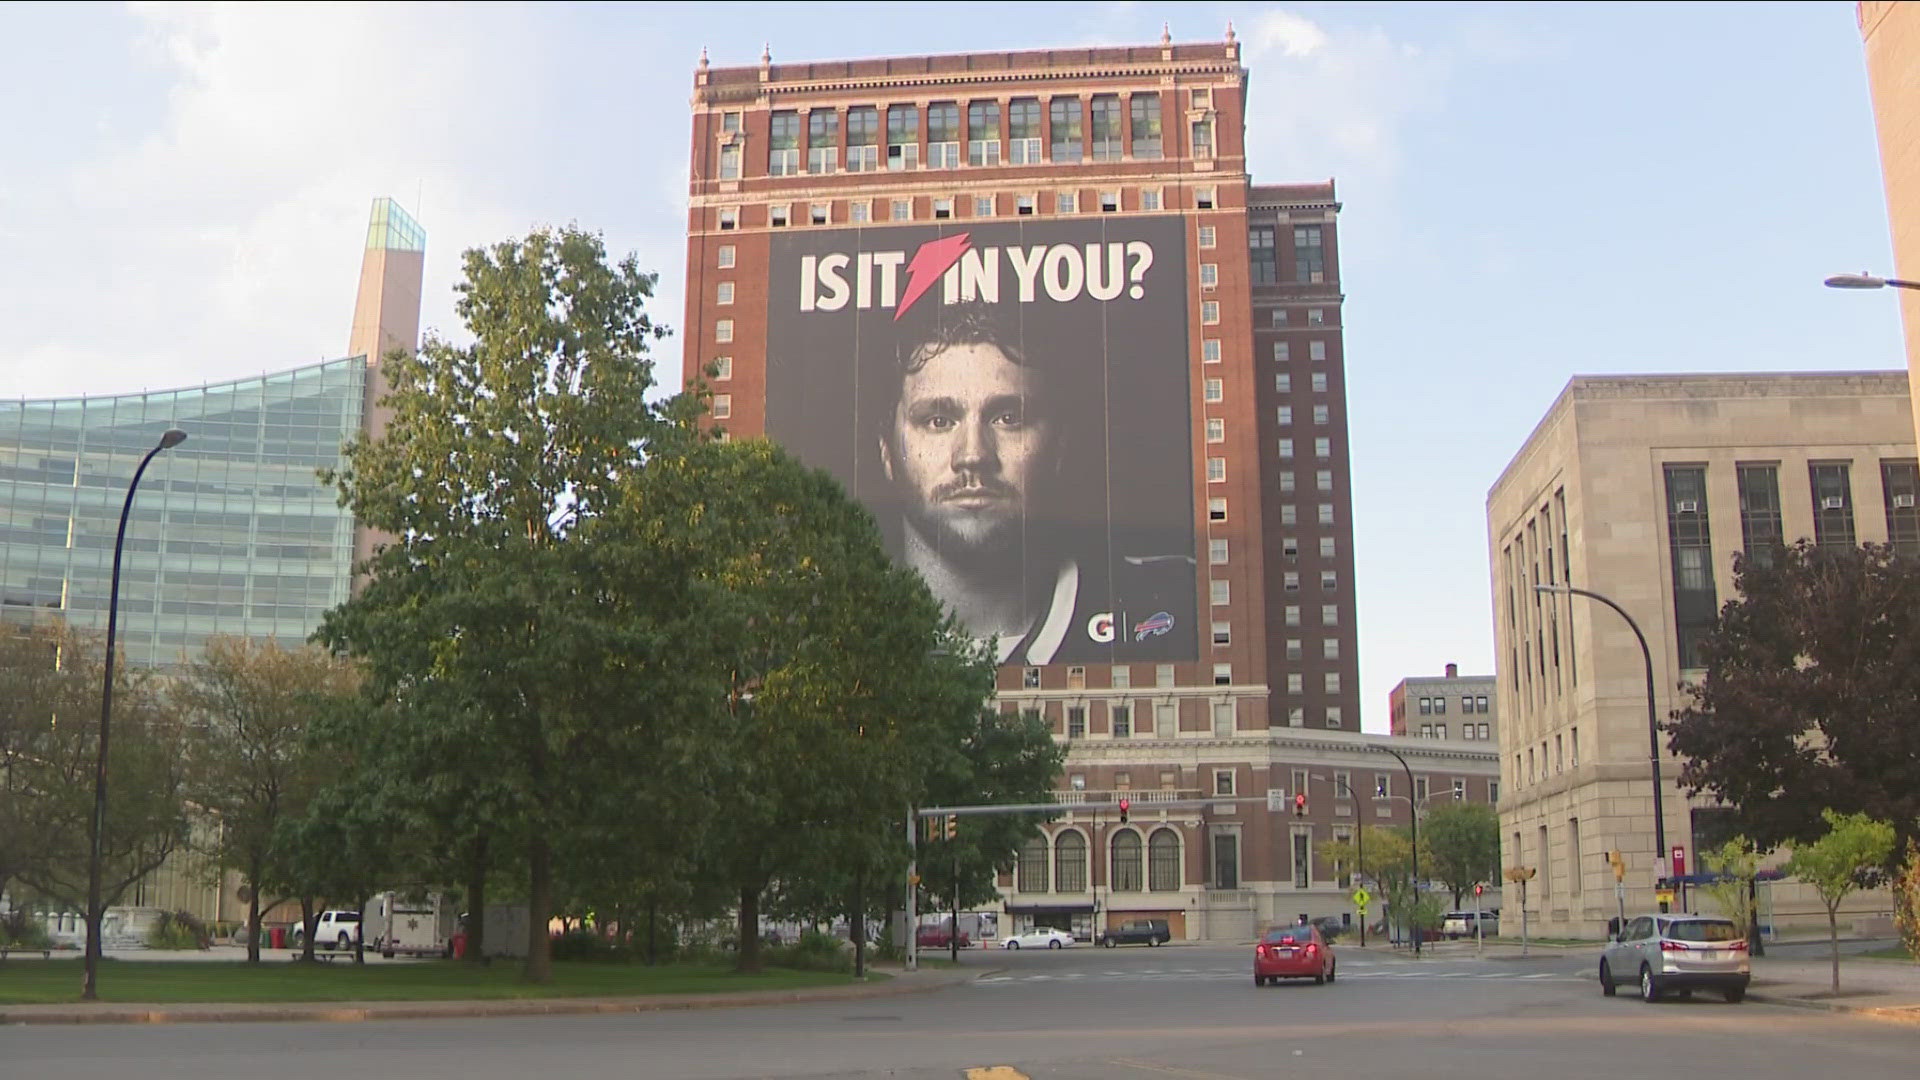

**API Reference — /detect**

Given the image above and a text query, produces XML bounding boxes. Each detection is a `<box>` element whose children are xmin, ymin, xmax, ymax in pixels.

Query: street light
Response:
<box><xmin>1823</xmin><ymin>272</ymin><xmax>1920</xmax><ymax>291</ymax></box>
<box><xmin>1369</xmin><ymin>744</ymin><xmax>1421</xmax><ymax>956</ymax></box>
<box><xmin>83</xmin><ymin>427</ymin><xmax>185</xmax><ymax>1001</ymax></box>
<box><xmin>1535</xmin><ymin>583</ymin><xmax>1667</xmax><ymax>911</ymax></box>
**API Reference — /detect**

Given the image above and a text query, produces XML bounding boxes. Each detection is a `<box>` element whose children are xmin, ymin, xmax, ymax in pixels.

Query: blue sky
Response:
<box><xmin>0</xmin><ymin>2</ymin><xmax>1903</xmax><ymax>728</ymax></box>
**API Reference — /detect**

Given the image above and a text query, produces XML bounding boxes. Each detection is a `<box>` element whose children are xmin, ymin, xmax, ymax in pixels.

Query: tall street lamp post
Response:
<box><xmin>83</xmin><ymin>428</ymin><xmax>185</xmax><ymax>1001</ymax></box>
<box><xmin>1535</xmin><ymin>583</ymin><xmax>1668</xmax><ymax>912</ymax></box>
<box><xmin>1823</xmin><ymin>273</ymin><xmax>1920</xmax><ymax>291</ymax></box>
<box><xmin>1369</xmin><ymin>744</ymin><xmax>1420</xmax><ymax>957</ymax></box>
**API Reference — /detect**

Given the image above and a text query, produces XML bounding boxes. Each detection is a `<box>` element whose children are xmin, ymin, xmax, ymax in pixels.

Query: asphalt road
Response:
<box><xmin>7</xmin><ymin>944</ymin><xmax>1915</xmax><ymax>1080</ymax></box>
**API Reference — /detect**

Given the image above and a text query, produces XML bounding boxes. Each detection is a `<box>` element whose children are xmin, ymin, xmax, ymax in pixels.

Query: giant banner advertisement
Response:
<box><xmin>766</xmin><ymin>216</ymin><xmax>1197</xmax><ymax>664</ymax></box>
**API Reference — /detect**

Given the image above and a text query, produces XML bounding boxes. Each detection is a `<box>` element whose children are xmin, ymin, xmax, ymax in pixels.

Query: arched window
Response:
<box><xmin>1017</xmin><ymin>836</ymin><xmax>1049</xmax><ymax>893</ymax></box>
<box><xmin>1054</xmin><ymin>830</ymin><xmax>1088</xmax><ymax>892</ymax></box>
<box><xmin>1110</xmin><ymin>830</ymin><xmax>1143</xmax><ymax>892</ymax></box>
<box><xmin>1148</xmin><ymin>828</ymin><xmax>1182</xmax><ymax>891</ymax></box>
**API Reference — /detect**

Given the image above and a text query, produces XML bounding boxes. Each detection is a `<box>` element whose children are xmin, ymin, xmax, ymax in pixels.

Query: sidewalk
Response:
<box><xmin>0</xmin><ymin>961</ymin><xmax>983</xmax><ymax>1027</ymax></box>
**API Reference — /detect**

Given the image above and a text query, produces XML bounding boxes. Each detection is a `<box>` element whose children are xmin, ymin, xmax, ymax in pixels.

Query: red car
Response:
<box><xmin>1254</xmin><ymin>924</ymin><xmax>1336</xmax><ymax>986</ymax></box>
<box><xmin>915</xmin><ymin>925</ymin><xmax>970</xmax><ymax>948</ymax></box>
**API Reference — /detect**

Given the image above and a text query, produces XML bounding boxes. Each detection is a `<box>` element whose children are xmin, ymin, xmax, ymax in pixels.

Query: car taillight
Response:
<box><xmin>1659</xmin><ymin>940</ymin><xmax>1690</xmax><ymax>953</ymax></box>
<box><xmin>1256</xmin><ymin>945</ymin><xmax>1270</xmax><ymax>959</ymax></box>
<box><xmin>1304</xmin><ymin>943</ymin><xmax>1318</xmax><ymax>956</ymax></box>
<box><xmin>1728</xmin><ymin>940</ymin><xmax>1749</xmax><ymax>952</ymax></box>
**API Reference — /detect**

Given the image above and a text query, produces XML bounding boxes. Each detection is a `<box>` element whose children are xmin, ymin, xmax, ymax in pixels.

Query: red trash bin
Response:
<box><xmin>452</xmin><ymin>933</ymin><xmax>467</xmax><ymax>959</ymax></box>
<box><xmin>269</xmin><ymin>926</ymin><xmax>286</xmax><ymax>949</ymax></box>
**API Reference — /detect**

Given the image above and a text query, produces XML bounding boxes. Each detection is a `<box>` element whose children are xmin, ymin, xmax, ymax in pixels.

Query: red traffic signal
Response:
<box><xmin>1118</xmin><ymin>798</ymin><xmax>1130</xmax><ymax>824</ymax></box>
<box><xmin>1474</xmin><ymin>883</ymin><xmax>1484</xmax><ymax>897</ymax></box>
<box><xmin>1293</xmin><ymin>792</ymin><xmax>1308</xmax><ymax>817</ymax></box>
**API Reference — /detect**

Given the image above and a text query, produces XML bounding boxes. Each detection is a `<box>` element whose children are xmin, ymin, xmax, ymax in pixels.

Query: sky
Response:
<box><xmin>0</xmin><ymin>2</ymin><xmax>1905</xmax><ymax>730</ymax></box>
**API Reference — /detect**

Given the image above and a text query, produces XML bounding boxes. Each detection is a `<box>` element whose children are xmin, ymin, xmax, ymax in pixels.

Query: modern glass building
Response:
<box><xmin>0</xmin><ymin>197</ymin><xmax>425</xmax><ymax>670</ymax></box>
<box><xmin>0</xmin><ymin>359</ymin><xmax>368</xmax><ymax>667</ymax></box>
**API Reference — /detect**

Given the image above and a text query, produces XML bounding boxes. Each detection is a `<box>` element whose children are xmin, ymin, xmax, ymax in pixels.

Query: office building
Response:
<box><xmin>1389</xmin><ymin>662</ymin><xmax>1498</xmax><ymax>745</ymax></box>
<box><xmin>1859</xmin><ymin>2</ymin><xmax>1920</xmax><ymax>445</ymax></box>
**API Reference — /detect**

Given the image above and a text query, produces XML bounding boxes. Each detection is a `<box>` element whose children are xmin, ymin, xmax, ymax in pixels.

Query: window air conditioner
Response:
<box><xmin>1896</xmin><ymin>494</ymin><xmax>1916</xmax><ymax>509</ymax></box>
<box><xmin>1676</xmin><ymin>500</ymin><xmax>1699</xmax><ymax>513</ymax></box>
<box><xmin>1822</xmin><ymin>497</ymin><xmax>1846</xmax><ymax>511</ymax></box>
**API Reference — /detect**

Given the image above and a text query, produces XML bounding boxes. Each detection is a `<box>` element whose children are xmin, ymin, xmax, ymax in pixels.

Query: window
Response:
<box><xmin>846</xmin><ymin>106</ymin><xmax>880</xmax><ymax>171</ymax></box>
<box><xmin>1190</xmin><ymin>118</ymin><xmax>1213</xmax><ymax>157</ymax></box>
<box><xmin>1056</xmin><ymin>191</ymin><xmax>1078</xmax><ymax>214</ymax></box>
<box><xmin>1200</xmin><ymin>263</ymin><xmax>1218</xmax><ymax>287</ymax></box>
<box><xmin>1201</xmin><ymin>301</ymin><xmax>1220</xmax><ymax>324</ymax></box>
<box><xmin>1022</xmin><ymin>666</ymin><xmax>1041</xmax><ymax>689</ymax></box>
<box><xmin>1208</xmin><ymin>498</ymin><xmax>1227</xmax><ymax>522</ymax></box>
<box><xmin>1249</xmin><ymin>225</ymin><xmax>1277</xmax><ymax>283</ymax></box>
<box><xmin>891</xmin><ymin>199</ymin><xmax>912</xmax><ymax>221</ymax></box>
<box><xmin>1319</xmin><ymin>536</ymin><xmax>1335</xmax><ymax>557</ymax></box>
<box><xmin>721</xmin><ymin>110</ymin><xmax>742</xmax><ymax>134</ymax></box>
<box><xmin>974</xmin><ymin>195</ymin><xmax>994</xmax><ymax>217</ymax></box>
<box><xmin>1314</xmin><ymin>438</ymin><xmax>1331</xmax><ymax>460</ymax></box>
<box><xmin>715</xmin><ymin>282</ymin><xmax>735</xmax><ymax>306</ymax></box>
<box><xmin>1489</xmin><ymin>780</ymin><xmax>1499</xmax><ymax>803</ymax></box>
<box><xmin>1309</xmin><ymin>340</ymin><xmax>1327</xmax><ymax>362</ymax></box>
<box><xmin>1017</xmin><ymin>836</ymin><xmax>1048</xmax><ymax>892</ymax></box>
<box><xmin>1067</xmin><ymin>666</ymin><xmax>1086</xmax><ymax>690</ymax></box>
<box><xmin>1153</xmin><ymin>701</ymin><xmax>1174</xmax><ymax>735</ymax></box>
<box><xmin>1287</xmin><ymin>673</ymin><xmax>1303</xmax><ymax>694</ymax></box>
<box><xmin>1273</xmin><ymin>341</ymin><xmax>1290</xmax><ymax>362</ymax></box>
<box><xmin>1199</xmin><ymin>226</ymin><xmax>1217</xmax><ymax>249</ymax></box>
<box><xmin>1278</xmin><ymin>406</ymin><xmax>1293</xmax><ymax>426</ymax></box>
<box><xmin>1317</xmin><ymin>503</ymin><xmax>1333</xmax><ymax>525</ymax></box>
<box><xmin>1278</xmin><ymin>438</ymin><xmax>1294</xmax><ymax>460</ymax></box>
<box><xmin>1210</xmin><ymin>579</ymin><xmax>1230</xmax><ymax>605</ymax></box>
<box><xmin>769</xmin><ymin>205</ymin><xmax>789</xmax><ymax>227</ymax></box>
<box><xmin>1049</xmin><ymin>97</ymin><xmax>1084</xmax><ymax>162</ymax></box>
<box><xmin>1323</xmin><ymin>637</ymin><xmax>1339</xmax><ymax>660</ymax></box>
<box><xmin>714</xmin><ymin>319</ymin><xmax>734</xmax><ymax>343</ymax></box>
<box><xmin>1088</xmin><ymin>93</ymin><xmax>1123</xmax><ymax>160</ymax></box>
<box><xmin>809</xmin><ymin>203</ymin><xmax>829</xmax><ymax>225</ymax></box>
<box><xmin>1276</xmin><ymin>373</ymin><xmax>1291</xmax><ymax>393</ymax></box>
<box><xmin>1811</xmin><ymin>462</ymin><xmax>1856</xmax><ymax>548</ymax></box>
<box><xmin>886</xmin><ymin>104</ymin><xmax>919</xmax><ymax>169</ymax></box>
<box><xmin>1286</xmin><ymin>638</ymin><xmax>1303</xmax><ymax>660</ymax></box>
<box><xmin>1293</xmin><ymin>831</ymin><xmax>1311</xmax><ymax>889</ymax></box>
<box><xmin>1281</xmin><ymin>504</ymin><xmax>1297</xmax><ymax>525</ymax></box>
<box><xmin>1415</xmin><ymin>777</ymin><xmax>1430</xmax><ymax>802</ymax></box>
<box><xmin>1285</xmin><ymin>605</ymin><xmax>1300</xmax><ymax>626</ymax></box>
<box><xmin>1885</xmin><ymin>461</ymin><xmax>1920</xmax><ymax>554</ymax></box>
<box><xmin>1737</xmin><ymin>464</ymin><xmax>1784</xmax><ymax>568</ymax></box>
<box><xmin>1432</xmin><ymin>695</ymin><xmax>1447</xmax><ymax>714</ymax></box>
<box><xmin>1213</xmin><ymin>665</ymin><xmax>1232</xmax><ymax>689</ymax></box>
<box><xmin>1284</xmin><ymin>571</ymin><xmax>1300</xmax><ymax>592</ymax></box>
<box><xmin>718</xmin><ymin>143</ymin><xmax>741</xmax><ymax>180</ymax></box>
<box><xmin>1206</xmin><ymin>458</ymin><xmax>1225</xmax><ymax>482</ymax></box>
<box><xmin>1572</xmin><ymin>728</ymin><xmax>1580</xmax><ymax>767</ymax></box>
<box><xmin>1282</xmin><ymin>535</ymin><xmax>1299</xmax><ymax>555</ymax></box>
<box><xmin>1321</xmin><ymin>604</ymin><xmax>1338</xmax><ymax>625</ymax></box>
<box><xmin>1311</xmin><ymin>371</ymin><xmax>1328</xmax><ymax>392</ymax></box>
<box><xmin>1203</xmin><ymin>377</ymin><xmax>1223</xmax><ymax>402</ymax></box>
<box><xmin>1205</xmin><ymin>417</ymin><xmax>1224</xmax><ymax>443</ymax></box>
<box><xmin>1272</xmin><ymin>308</ymin><xmax>1289</xmax><ymax>327</ymax></box>
<box><xmin>1313</xmin><ymin>405</ymin><xmax>1329</xmax><ymax>425</ymax></box>
<box><xmin>1131</xmin><ymin>92</ymin><xmax>1162</xmax><ymax>158</ymax></box>
<box><xmin>1016</xmin><ymin>194</ymin><xmax>1035</xmax><ymax>216</ymax></box>
<box><xmin>1324</xmin><ymin>672</ymin><xmax>1340</xmax><ymax>693</ymax></box>
<box><xmin>1375</xmin><ymin>774</ymin><xmax>1390</xmax><ymax>799</ymax></box>
<box><xmin>716</xmin><ymin>244</ymin><xmax>735</xmax><ymax>269</ymax></box>
<box><xmin>1316</xmin><ymin>470</ymin><xmax>1333</xmax><ymax>492</ymax></box>
<box><xmin>1308</xmin><ymin>308</ymin><xmax>1325</xmax><ymax>325</ymax></box>
<box><xmin>718</xmin><ymin>208</ymin><xmax>737</xmax><ymax>230</ymax></box>
<box><xmin>1214</xmin><ymin>769</ymin><xmax>1235</xmax><ymax>796</ymax></box>
<box><xmin>1294</xmin><ymin>224</ymin><xmax>1325</xmax><ymax>282</ymax></box>
<box><xmin>1665</xmin><ymin>465</ymin><xmax>1717</xmax><ymax>669</ymax></box>
<box><xmin>968</xmin><ymin>100</ymin><xmax>1001</xmax><ymax>165</ymax></box>
<box><xmin>1111</xmin><ymin>704</ymin><xmax>1132</xmax><ymax>739</ymax></box>
<box><xmin>1141</xmin><ymin>188</ymin><xmax>1161</xmax><ymax>211</ymax></box>
<box><xmin>933</xmin><ymin>197</ymin><xmax>953</xmax><ymax>219</ymax></box>
<box><xmin>1288</xmin><ymin>706</ymin><xmax>1305</xmax><ymax>726</ymax></box>
<box><xmin>1009</xmin><ymin>98</ymin><xmax>1042</xmax><ymax>163</ymax></box>
<box><xmin>1055</xmin><ymin>831</ymin><xmax>1087</xmax><ymax>892</ymax></box>
<box><xmin>807</xmin><ymin>110</ymin><xmax>839</xmax><ymax>173</ymax></box>
<box><xmin>1202</xmin><ymin>339</ymin><xmax>1222</xmax><ymax>363</ymax></box>
<box><xmin>1099</xmin><ymin>190</ymin><xmax>1118</xmax><ymax>212</ymax></box>
<box><xmin>1196</xmin><ymin>186</ymin><xmax>1215</xmax><ymax>209</ymax></box>
<box><xmin>1321</xmin><ymin>570</ymin><xmax>1337</xmax><ymax>591</ymax></box>
<box><xmin>927</xmin><ymin>101</ymin><xmax>960</xmax><ymax>167</ymax></box>
<box><xmin>710</xmin><ymin>356</ymin><xmax>732</xmax><ymax>380</ymax></box>
<box><xmin>1211</xmin><ymin>621</ymin><xmax>1231</xmax><ymax>646</ymax></box>
<box><xmin>768</xmin><ymin>110</ymin><xmax>800</xmax><ymax>175</ymax></box>
<box><xmin>1435</xmin><ymin>724</ymin><xmax>1447</xmax><ymax>740</ymax></box>
<box><xmin>711</xmin><ymin>394</ymin><xmax>731</xmax><ymax>419</ymax></box>
<box><xmin>850</xmin><ymin>200</ymin><xmax>870</xmax><ymax>223</ymax></box>
<box><xmin>1112</xmin><ymin>665</ymin><xmax>1131</xmax><ymax>689</ymax></box>
<box><xmin>1190</xmin><ymin>87</ymin><xmax>1213</xmax><ymax>109</ymax></box>
<box><xmin>1110</xmin><ymin>829</ymin><xmax>1142</xmax><ymax>890</ymax></box>
<box><xmin>1149</xmin><ymin>829</ymin><xmax>1181</xmax><ymax>890</ymax></box>
<box><xmin>1067</xmin><ymin>706</ymin><xmax>1086</xmax><ymax>739</ymax></box>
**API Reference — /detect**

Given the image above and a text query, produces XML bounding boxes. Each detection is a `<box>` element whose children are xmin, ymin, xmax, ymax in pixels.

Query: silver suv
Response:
<box><xmin>1600</xmin><ymin>913</ymin><xmax>1749</xmax><ymax>1003</ymax></box>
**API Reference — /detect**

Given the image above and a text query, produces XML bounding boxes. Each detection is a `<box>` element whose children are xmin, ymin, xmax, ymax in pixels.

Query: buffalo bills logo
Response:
<box><xmin>1133</xmin><ymin>611</ymin><xmax>1174</xmax><ymax>641</ymax></box>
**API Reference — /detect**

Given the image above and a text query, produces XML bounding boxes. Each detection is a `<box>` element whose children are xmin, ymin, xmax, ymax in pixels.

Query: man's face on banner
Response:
<box><xmin>882</xmin><ymin>341</ymin><xmax>1054</xmax><ymax>558</ymax></box>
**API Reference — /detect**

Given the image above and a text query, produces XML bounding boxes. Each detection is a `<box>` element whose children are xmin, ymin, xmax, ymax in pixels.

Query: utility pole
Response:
<box><xmin>905</xmin><ymin>806</ymin><xmax>918</xmax><ymax>972</ymax></box>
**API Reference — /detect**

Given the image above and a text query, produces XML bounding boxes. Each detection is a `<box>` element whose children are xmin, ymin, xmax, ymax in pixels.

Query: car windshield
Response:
<box><xmin>1665</xmin><ymin>919</ymin><xmax>1738</xmax><ymax>942</ymax></box>
<box><xmin>1260</xmin><ymin>930</ymin><xmax>1304</xmax><ymax>944</ymax></box>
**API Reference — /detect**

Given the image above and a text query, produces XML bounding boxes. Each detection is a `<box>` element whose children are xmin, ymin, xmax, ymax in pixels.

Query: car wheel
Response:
<box><xmin>1255</xmin><ymin>975</ymin><xmax>1267</xmax><ymax>987</ymax></box>
<box><xmin>1327</xmin><ymin>961</ymin><xmax>1336</xmax><ymax>984</ymax></box>
<box><xmin>1600</xmin><ymin>959</ymin><xmax>1617</xmax><ymax>997</ymax></box>
<box><xmin>1048</xmin><ymin>939</ymin><xmax>1062</xmax><ymax>949</ymax></box>
<box><xmin>1724</xmin><ymin>986</ymin><xmax>1745</xmax><ymax>1004</ymax></box>
<box><xmin>1105</xmin><ymin>939</ymin><xmax>1116</xmax><ymax>948</ymax></box>
<box><xmin>1313</xmin><ymin>969</ymin><xmax>1326</xmax><ymax>985</ymax></box>
<box><xmin>338</xmin><ymin>933</ymin><xmax>352</xmax><ymax>951</ymax></box>
<box><xmin>1007</xmin><ymin>941</ymin><xmax>1020</xmax><ymax>950</ymax></box>
<box><xmin>1640</xmin><ymin>964</ymin><xmax>1662</xmax><ymax>1003</ymax></box>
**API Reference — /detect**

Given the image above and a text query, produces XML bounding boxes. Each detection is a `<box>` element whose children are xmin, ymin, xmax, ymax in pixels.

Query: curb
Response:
<box><xmin>0</xmin><ymin>968</ymin><xmax>979</xmax><ymax>1027</ymax></box>
<box><xmin>1747</xmin><ymin>991</ymin><xmax>1920</xmax><ymax>1026</ymax></box>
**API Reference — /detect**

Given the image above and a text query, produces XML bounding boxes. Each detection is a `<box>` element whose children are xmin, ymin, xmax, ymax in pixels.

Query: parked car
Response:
<box><xmin>1600</xmin><ymin>913</ymin><xmax>1749</xmax><ymax>1003</ymax></box>
<box><xmin>1001</xmin><ymin>927</ymin><xmax>1075</xmax><ymax>950</ymax></box>
<box><xmin>915</xmin><ymin>924</ymin><xmax>971</xmax><ymax>948</ymax></box>
<box><xmin>1311</xmin><ymin>915</ymin><xmax>1349</xmax><ymax>941</ymax></box>
<box><xmin>1097</xmin><ymin>919</ymin><xmax>1171</xmax><ymax>947</ymax></box>
<box><xmin>1442</xmin><ymin>910</ymin><xmax>1500</xmax><ymax>939</ymax></box>
<box><xmin>1254</xmin><ymin>923</ymin><xmax>1336</xmax><ymax>986</ymax></box>
<box><xmin>289</xmin><ymin>910</ymin><xmax>362</xmax><ymax>951</ymax></box>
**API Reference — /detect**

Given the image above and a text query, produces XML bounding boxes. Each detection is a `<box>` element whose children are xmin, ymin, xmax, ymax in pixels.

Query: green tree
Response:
<box><xmin>1698</xmin><ymin>836</ymin><xmax>1762</xmax><ymax>947</ymax></box>
<box><xmin>176</xmin><ymin>637</ymin><xmax>361</xmax><ymax>962</ymax></box>
<box><xmin>1669</xmin><ymin>541</ymin><xmax>1920</xmax><ymax>861</ymax></box>
<box><xmin>321</xmin><ymin>225</ymin><xmax>669</xmax><ymax>983</ymax></box>
<box><xmin>1420</xmin><ymin>802</ymin><xmax>1500</xmax><ymax>908</ymax></box>
<box><xmin>1892</xmin><ymin>841</ymin><xmax>1920</xmax><ymax>962</ymax></box>
<box><xmin>1784</xmin><ymin>809</ymin><xmax>1895</xmax><ymax>993</ymax></box>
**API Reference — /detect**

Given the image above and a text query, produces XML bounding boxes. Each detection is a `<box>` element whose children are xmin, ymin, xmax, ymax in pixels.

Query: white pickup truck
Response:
<box><xmin>290</xmin><ymin>910</ymin><xmax>362</xmax><ymax>951</ymax></box>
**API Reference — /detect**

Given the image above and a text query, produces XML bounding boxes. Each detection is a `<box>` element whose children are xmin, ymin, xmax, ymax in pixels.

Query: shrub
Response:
<box><xmin>147</xmin><ymin>910</ymin><xmax>211</xmax><ymax>951</ymax></box>
<box><xmin>1894</xmin><ymin>840</ymin><xmax>1920</xmax><ymax>962</ymax></box>
<box><xmin>763</xmin><ymin>929</ymin><xmax>852</xmax><ymax>973</ymax></box>
<box><xmin>1</xmin><ymin>911</ymin><xmax>53</xmax><ymax>951</ymax></box>
<box><xmin>550</xmin><ymin>928</ymin><xmax>629</xmax><ymax>962</ymax></box>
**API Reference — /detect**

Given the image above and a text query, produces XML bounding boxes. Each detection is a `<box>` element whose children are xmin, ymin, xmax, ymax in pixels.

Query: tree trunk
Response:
<box><xmin>737</xmin><ymin>886</ymin><xmax>760</xmax><ymax>973</ymax></box>
<box><xmin>1829</xmin><ymin>906</ymin><xmax>1841</xmax><ymax>994</ymax></box>
<box><xmin>646</xmin><ymin>895</ymin><xmax>658</xmax><ymax>966</ymax></box>
<box><xmin>851</xmin><ymin>869</ymin><xmax>865</xmax><ymax>980</ymax></box>
<box><xmin>464</xmin><ymin>832</ymin><xmax>488</xmax><ymax>962</ymax></box>
<box><xmin>524</xmin><ymin>828</ymin><xmax>553</xmax><ymax>983</ymax></box>
<box><xmin>298</xmin><ymin>897</ymin><xmax>318</xmax><ymax>962</ymax></box>
<box><xmin>352</xmin><ymin>899</ymin><xmax>366</xmax><ymax>965</ymax></box>
<box><xmin>245</xmin><ymin>872</ymin><xmax>261</xmax><ymax>964</ymax></box>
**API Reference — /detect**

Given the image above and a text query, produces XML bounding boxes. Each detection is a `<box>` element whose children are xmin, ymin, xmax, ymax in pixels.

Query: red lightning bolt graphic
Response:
<box><xmin>894</xmin><ymin>233</ymin><xmax>972</xmax><ymax>321</ymax></box>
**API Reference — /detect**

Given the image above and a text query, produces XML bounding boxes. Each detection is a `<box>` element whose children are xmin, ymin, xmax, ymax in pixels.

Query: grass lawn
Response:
<box><xmin>0</xmin><ymin>958</ymin><xmax>870</xmax><ymax>1005</ymax></box>
<box><xmin>1859</xmin><ymin>946</ymin><xmax>1917</xmax><ymax>961</ymax></box>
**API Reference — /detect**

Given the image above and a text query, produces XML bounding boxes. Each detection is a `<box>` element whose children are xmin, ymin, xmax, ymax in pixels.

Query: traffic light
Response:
<box><xmin>1474</xmin><ymin>883</ymin><xmax>1484</xmax><ymax>898</ymax></box>
<box><xmin>1118</xmin><ymin>798</ymin><xmax>1130</xmax><ymax>824</ymax></box>
<box><xmin>1293</xmin><ymin>792</ymin><xmax>1308</xmax><ymax>817</ymax></box>
<box><xmin>945</xmin><ymin>814</ymin><xmax>958</xmax><ymax>840</ymax></box>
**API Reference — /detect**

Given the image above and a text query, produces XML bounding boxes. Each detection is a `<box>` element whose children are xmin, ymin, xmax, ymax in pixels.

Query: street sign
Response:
<box><xmin>1351</xmin><ymin>887</ymin><xmax>1371</xmax><ymax>909</ymax></box>
<box><xmin>1671</xmin><ymin>846</ymin><xmax>1686</xmax><ymax>879</ymax></box>
<box><xmin>1655</xmin><ymin>888</ymin><xmax>1675</xmax><ymax>907</ymax></box>
<box><xmin>1267</xmin><ymin>789</ymin><xmax>1287</xmax><ymax>812</ymax></box>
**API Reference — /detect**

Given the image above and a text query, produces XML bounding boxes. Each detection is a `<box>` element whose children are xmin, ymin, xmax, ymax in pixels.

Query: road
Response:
<box><xmin>7</xmin><ymin>944</ymin><xmax>1915</xmax><ymax>1079</ymax></box>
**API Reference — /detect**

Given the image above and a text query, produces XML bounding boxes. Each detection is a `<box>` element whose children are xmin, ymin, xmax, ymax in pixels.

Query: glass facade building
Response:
<box><xmin>0</xmin><ymin>358</ymin><xmax>367</xmax><ymax>668</ymax></box>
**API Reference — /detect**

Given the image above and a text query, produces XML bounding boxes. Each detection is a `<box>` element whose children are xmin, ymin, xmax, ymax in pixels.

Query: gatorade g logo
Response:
<box><xmin>1087</xmin><ymin>612</ymin><xmax>1116</xmax><ymax>644</ymax></box>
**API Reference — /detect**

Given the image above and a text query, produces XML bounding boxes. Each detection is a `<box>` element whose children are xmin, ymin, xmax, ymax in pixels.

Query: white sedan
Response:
<box><xmin>1001</xmin><ymin>928</ymin><xmax>1076</xmax><ymax>950</ymax></box>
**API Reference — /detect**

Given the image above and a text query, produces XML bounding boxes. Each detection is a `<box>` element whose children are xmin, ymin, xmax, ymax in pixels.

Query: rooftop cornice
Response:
<box><xmin>698</xmin><ymin>59</ymin><xmax>1247</xmax><ymax>105</ymax></box>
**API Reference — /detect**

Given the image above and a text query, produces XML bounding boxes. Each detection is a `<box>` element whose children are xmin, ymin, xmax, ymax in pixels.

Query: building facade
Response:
<box><xmin>1860</xmin><ymin>2</ymin><xmax>1920</xmax><ymax>446</ymax></box>
<box><xmin>681</xmin><ymin>33</ymin><xmax>1386</xmax><ymax>939</ymax></box>
<box><xmin>1488</xmin><ymin>372</ymin><xmax>1914</xmax><ymax>935</ymax></box>
<box><xmin>1388</xmin><ymin>662</ymin><xmax>1498</xmax><ymax>745</ymax></box>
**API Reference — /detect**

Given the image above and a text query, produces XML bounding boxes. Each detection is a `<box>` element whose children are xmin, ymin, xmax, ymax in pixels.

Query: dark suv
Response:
<box><xmin>1097</xmin><ymin>919</ymin><xmax>1172</xmax><ymax>947</ymax></box>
